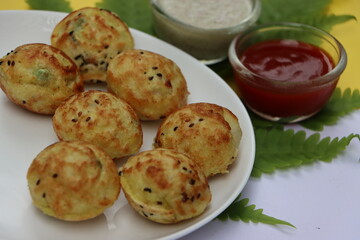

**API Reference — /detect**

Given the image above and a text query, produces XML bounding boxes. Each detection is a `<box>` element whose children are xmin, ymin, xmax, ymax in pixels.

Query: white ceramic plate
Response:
<box><xmin>0</xmin><ymin>10</ymin><xmax>255</xmax><ymax>240</ymax></box>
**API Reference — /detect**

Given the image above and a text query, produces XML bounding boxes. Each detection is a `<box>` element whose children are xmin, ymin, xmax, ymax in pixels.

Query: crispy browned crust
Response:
<box><xmin>154</xmin><ymin>103</ymin><xmax>242</xmax><ymax>177</ymax></box>
<box><xmin>52</xmin><ymin>90</ymin><xmax>143</xmax><ymax>159</ymax></box>
<box><xmin>0</xmin><ymin>43</ymin><xmax>83</xmax><ymax>114</ymax></box>
<box><xmin>51</xmin><ymin>7</ymin><xmax>134</xmax><ymax>82</ymax></box>
<box><xmin>107</xmin><ymin>49</ymin><xmax>189</xmax><ymax>120</ymax></box>
<box><xmin>120</xmin><ymin>148</ymin><xmax>211</xmax><ymax>224</ymax></box>
<box><xmin>26</xmin><ymin>141</ymin><xmax>121</xmax><ymax>221</ymax></box>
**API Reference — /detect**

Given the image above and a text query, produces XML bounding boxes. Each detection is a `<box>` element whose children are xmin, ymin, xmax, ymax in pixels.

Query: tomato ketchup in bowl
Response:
<box><xmin>228</xmin><ymin>22</ymin><xmax>347</xmax><ymax>122</ymax></box>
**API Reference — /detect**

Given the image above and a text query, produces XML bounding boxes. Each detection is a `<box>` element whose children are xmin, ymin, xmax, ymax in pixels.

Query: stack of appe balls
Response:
<box><xmin>0</xmin><ymin>6</ymin><xmax>243</xmax><ymax>225</ymax></box>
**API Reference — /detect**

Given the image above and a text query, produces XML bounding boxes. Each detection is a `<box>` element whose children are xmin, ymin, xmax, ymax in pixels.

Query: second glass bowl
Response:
<box><xmin>228</xmin><ymin>22</ymin><xmax>347</xmax><ymax>122</ymax></box>
<box><xmin>151</xmin><ymin>0</ymin><xmax>261</xmax><ymax>64</ymax></box>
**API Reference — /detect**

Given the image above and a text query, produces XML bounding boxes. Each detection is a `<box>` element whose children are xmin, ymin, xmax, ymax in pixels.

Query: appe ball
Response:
<box><xmin>26</xmin><ymin>141</ymin><xmax>121</xmax><ymax>221</ymax></box>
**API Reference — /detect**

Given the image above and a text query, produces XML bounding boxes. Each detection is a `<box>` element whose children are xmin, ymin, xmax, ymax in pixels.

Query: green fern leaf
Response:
<box><xmin>96</xmin><ymin>0</ymin><xmax>154</xmax><ymax>35</ymax></box>
<box><xmin>258</xmin><ymin>0</ymin><xmax>332</xmax><ymax>24</ymax></box>
<box><xmin>258</xmin><ymin>0</ymin><xmax>355</xmax><ymax>31</ymax></box>
<box><xmin>290</xmin><ymin>14</ymin><xmax>356</xmax><ymax>32</ymax></box>
<box><xmin>26</xmin><ymin>0</ymin><xmax>72</xmax><ymax>12</ymax></box>
<box><xmin>217</xmin><ymin>196</ymin><xmax>295</xmax><ymax>228</ymax></box>
<box><xmin>300</xmin><ymin>88</ymin><xmax>360</xmax><ymax>131</ymax></box>
<box><xmin>252</xmin><ymin>128</ymin><xmax>360</xmax><ymax>177</ymax></box>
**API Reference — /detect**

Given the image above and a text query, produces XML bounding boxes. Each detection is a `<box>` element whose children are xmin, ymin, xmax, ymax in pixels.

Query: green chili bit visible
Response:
<box><xmin>34</xmin><ymin>69</ymin><xmax>50</xmax><ymax>83</ymax></box>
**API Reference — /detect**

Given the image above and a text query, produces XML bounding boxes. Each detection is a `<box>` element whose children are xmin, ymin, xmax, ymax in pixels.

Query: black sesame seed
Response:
<box><xmin>86</xmin><ymin>117</ymin><xmax>91</xmax><ymax>122</ymax></box>
<box><xmin>182</xmin><ymin>167</ymin><xmax>188</xmax><ymax>171</ymax></box>
<box><xmin>143</xmin><ymin>71</ymin><xmax>147</xmax><ymax>74</ymax></box>
<box><xmin>181</xmin><ymin>192</ymin><xmax>189</xmax><ymax>202</ymax></box>
<box><xmin>74</xmin><ymin>54</ymin><xmax>83</xmax><ymax>60</ymax></box>
<box><xmin>197</xmin><ymin>193</ymin><xmax>201</xmax><ymax>199</ymax></box>
<box><xmin>148</xmin><ymin>76</ymin><xmax>154</xmax><ymax>80</ymax></box>
<box><xmin>191</xmin><ymin>196</ymin><xmax>195</xmax><ymax>202</ymax></box>
<box><xmin>69</xmin><ymin>31</ymin><xmax>74</xmax><ymax>35</ymax></box>
<box><xmin>150</xmin><ymin>213</ymin><xmax>154</xmax><ymax>216</ymax></box>
<box><xmin>199</xmin><ymin>118</ymin><xmax>204</xmax><ymax>122</ymax></box>
<box><xmin>104</xmin><ymin>45</ymin><xmax>109</xmax><ymax>49</ymax></box>
<box><xmin>118</xmin><ymin>171</ymin><xmax>122</xmax><ymax>176</ymax></box>
<box><xmin>52</xmin><ymin>173</ymin><xmax>58</xmax><ymax>178</ymax></box>
<box><xmin>36</xmin><ymin>179</ymin><xmax>41</xmax><ymax>185</ymax></box>
<box><xmin>71</xmin><ymin>119</ymin><xmax>77</xmax><ymax>122</ymax></box>
<box><xmin>94</xmin><ymin>99</ymin><xmax>99</xmax><ymax>104</ymax></box>
<box><xmin>157</xmin><ymin>73</ymin><xmax>162</xmax><ymax>77</ymax></box>
<box><xmin>100</xmin><ymin>61</ymin><xmax>105</xmax><ymax>65</ymax></box>
<box><xmin>7</xmin><ymin>60</ymin><xmax>11</xmax><ymax>66</ymax></box>
<box><xmin>142</xmin><ymin>211</ymin><xmax>148</xmax><ymax>218</ymax></box>
<box><xmin>0</xmin><ymin>61</ymin><xmax>3</xmax><ymax>65</ymax></box>
<box><xmin>157</xmin><ymin>201</ymin><xmax>162</xmax><ymax>205</ymax></box>
<box><xmin>152</xmin><ymin>66</ymin><xmax>158</xmax><ymax>70</ymax></box>
<box><xmin>11</xmin><ymin>61</ymin><xmax>15</xmax><ymax>66</ymax></box>
<box><xmin>189</xmin><ymin>179</ymin><xmax>196</xmax><ymax>185</ymax></box>
<box><xmin>159</xmin><ymin>115</ymin><xmax>166</xmax><ymax>119</ymax></box>
<box><xmin>22</xmin><ymin>100</ymin><xmax>26</xmax><ymax>104</ymax></box>
<box><xmin>117</xmin><ymin>51</ymin><xmax>121</xmax><ymax>54</ymax></box>
<box><xmin>139</xmin><ymin>205</ymin><xmax>144</xmax><ymax>208</ymax></box>
<box><xmin>174</xmin><ymin>126</ymin><xmax>178</xmax><ymax>131</ymax></box>
<box><xmin>161</xmin><ymin>132</ymin><xmax>165</xmax><ymax>136</ymax></box>
<box><xmin>140</xmin><ymin>51</ymin><xmax>144</xmax><ymax>54</ymax></box>
<box><xmin>144</xmin><ymin>187</ymin><xmax>152</xmax><ymax>193</ymax></box>
<box><xmin>42</xmin><ymin>193</ymin><xmax>46</xmax><ymax>198</ymax></box>
<box><xmin>189</xmin><ymin>123</ymin><xmax>194</xmax><ymax>127</ymax></box>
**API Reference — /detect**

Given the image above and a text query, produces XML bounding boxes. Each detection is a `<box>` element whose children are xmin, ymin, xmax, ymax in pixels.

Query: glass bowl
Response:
<box><xmin>228</xmin><ymin>22</ymin><xmax>347</xmax><ymax>122</ymax></box>
<box><xmin>151</xmin><ymin>0</ymin><xmax>261</xmax><ymax>64</ymax></box>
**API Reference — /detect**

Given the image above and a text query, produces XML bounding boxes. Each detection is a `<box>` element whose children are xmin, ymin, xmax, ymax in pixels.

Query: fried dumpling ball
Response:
<box><xmin>0</xmin><ymin>43</ymin><xmax>83</xmax><ymax>114</ymax></box>
<box><xmin>51</xmin><ymin>7</ymin><xmax>134</xmax><ymax>82</ymax></box>
<box><xmin>120</xmin><ymin>148</ymin><xmax>211</xmax><ymax>224</ymax></box>
<box><xmin>52</xmin><ymin>90</ymin><xmax>143</xmax><ymax>159</ymax></box>
<box><xmin>107</xmin><ymin>49</ymin><xmax>189</xmax><ymax>120</ymax></box>
<box><xmin>26</xmin><ymin>141</ymin><xmax>121</xmax><ymax>221</ymax></box>
<box><xmin>154</xmin><ymin>103</ymin><xmax>242</xmax><ymax>177</ymax></box>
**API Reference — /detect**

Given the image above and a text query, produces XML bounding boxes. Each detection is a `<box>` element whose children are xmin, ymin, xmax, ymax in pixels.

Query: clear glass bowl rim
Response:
<box><xmin>150</xmin><ymin>0</ymin><xmax>262</xmax><ymax>32</ymax></box>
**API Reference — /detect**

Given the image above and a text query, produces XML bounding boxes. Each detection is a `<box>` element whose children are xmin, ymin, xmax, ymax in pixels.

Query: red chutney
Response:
<box><xmin>235</xmin><ymin>39</ymin><xmax>337</xmax><ymax>119</ymax></box>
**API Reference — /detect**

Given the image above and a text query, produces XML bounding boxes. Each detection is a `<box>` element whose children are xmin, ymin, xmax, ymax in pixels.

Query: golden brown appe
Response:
<box><xmin>154</xmin><ymin>102</ymin><xmax>242</xmax><ymax>177</ymax></box>
<box><xmin>52</xmin><ymin>90</ymin><xmax>143</xmax><ymax>159</ymax></box>
<box><xmin>107</xmin><ymin>49</ymin><xmax>189</xmax><ymax>120</ymax></box>
<box><xmin>26</xmin><ymin>141</ymin><xmax>121</xmax><ymax>221</ymax></box>
<box><xmin>51</xmin><ymin>7</ymin><xmax>134</xmax><ymax>82</ymax></box>
<box><xmin>0</xmin><ymin>43</ymin><xmax>83</xmax><ymax>114</ymax></box>
<box><xmin>120</xmin><ymin>148</ymin><xmax>211</xmax><ymax>224</ymax></box>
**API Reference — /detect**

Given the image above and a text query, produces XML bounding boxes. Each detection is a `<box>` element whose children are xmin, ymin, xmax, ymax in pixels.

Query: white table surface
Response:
<box><xmin>181</xmin><ymin>109</ymin><xmax>360</xmax><ymax>240</ymax></box>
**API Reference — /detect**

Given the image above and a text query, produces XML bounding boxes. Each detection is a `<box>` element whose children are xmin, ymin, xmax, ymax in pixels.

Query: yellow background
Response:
<box><xmin>0</xmin><ymin>0</ymin><xmax>359</xmax><ymax>90</ymax></box>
